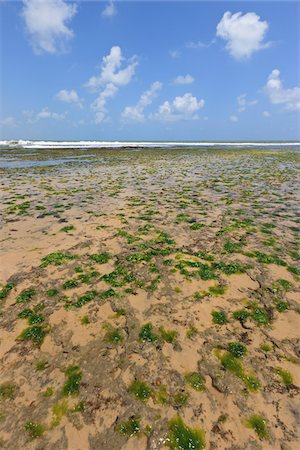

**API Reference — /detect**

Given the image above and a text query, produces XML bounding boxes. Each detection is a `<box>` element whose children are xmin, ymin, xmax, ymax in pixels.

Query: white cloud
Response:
<box><xmin>102</xmin><ymin>0</ymin><xmax>117</xmax><ymax>18</ymax></box>
<box><xmin>86</xmin><ymin>46</ymin><xmax>137</xmax><ymax>90</ymax></box>
<box><xmin>265</xmin><ymin>69</ymin><xmax>300</xmax><ymax>111</ymax></box>
<box><xmin>56</xmin><ymin>89</ymin><xmax>83</xmax><ymax>108</ymax></box>
<box><xmin>36</xmin><ymin>108</ymin><xmax>66</xmax><ymax>120</ymax></box>
<box><xmin>24</xmin><ymin>108</ymin><xmax>66</xmax><ymax>123</ymax></box>
<box><xmin>237</xmin><ymin>94</ymin><xmax>257</xmax><ymax>112</ymax></box>
<box><xmin>186</xmin><ymin>39</ymin><xmax>216</xmax><ymax>49</ymax></box>
<box><xmin>122</xmin><ymin>81</ymin><xmax>162</xmax><ymax>122</ymax></box>
<box><xmin>169</xmin><ymin>50</ymin><xmax>181</xmax><ymax>59</ymax></box>
<box><xmin>153</xmin><ymin>93</ymin><xmax>205</xmax><ymax>122</ymax></box>
<box><xmin>230</xmin><ymin>115</ymin><xmax>238</xmax><ymax>122</ymax></box>
<box><xmin>263</xmin><ymin>111</ymin><xmax>270</xmax><ymax>117</ymax></box>
<box><xmin>174</xmin><ymin>74</ymin><xmax>194</xmax><ymax>85</ymax></box>
<box><xmin>86</xmin><ymin>46</ymin><xmax>138</xmax><ymax>123</ymax></box>
<box><xmin>0</xmin><ymin>117</ymin><xmax>16</xmax><ymax>127</ymax></box>
<box><xmin>22</xmin><ymin>0</ymin><xmax>77</xmax><ymax>54</ymax></box>
<box><xmin>216</xmin><ymin>11</ymin><xmax>269</xmax><ymax>59</ymax></box>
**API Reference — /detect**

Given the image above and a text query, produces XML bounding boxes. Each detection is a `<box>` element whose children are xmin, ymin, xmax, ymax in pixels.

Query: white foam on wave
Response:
<box><xmin>0</xmin><ymin>140</ymin><xmax>300</xmax><ymax>149</ymax></box>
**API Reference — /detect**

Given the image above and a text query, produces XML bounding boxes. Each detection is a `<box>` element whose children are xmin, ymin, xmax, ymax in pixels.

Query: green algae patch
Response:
<box><xmin>66</xmin><ymin>290</ymin><xmax>97</xmax><ymax>308</ymax></box>
<box><xmin>62</xmin><ymin>365</ymin><xmax>82</xmax><ymax>396</ymax></box>
<box><xmin>0</xmin><ymin>282</ymin><xmax>14</xmax><ymax>300</ymax></box>
<box><xmin>173</xmin><ymin>390</ymin><xmax>189</xmax><ymax>407</ymax></box>
<box><xmin>232</xmin><ymin>309</ymin><xmax>250</xmax><ymax>323</ymax></box>
<box><xmin>166</xmin><ymin>416</ymin><xmax>205</xmax><ymax>450</ymax></box>
<box><xmin>89</xmin><ymin>252</ymin><xmax>111</xmax><ymax>264</ymax></box>
<box><xmin>139</xmin><ymin>323</ymin><xmax>158</xmax><ymax>343</ymax></box>
<box><xmin>60</xmin><ymin>225</ymin><xmax>75</xmax><ymax>233</ymax></box>
<box><xmin>250</xmin><ymin>305</ymin><xmax>270</xmax><ymax>325</ymax></box>
<box><xmin>159</xmin><ymin>326</ymin><xmax>178</xmax><ymax>343</ymax></box>
<box><xmin>63</xmin><ymin>279</ymin><xmax>79</xmax><ymax>289</ymax></box>
<box><xmin>118</xmin><ymin>416</ymin><xmax>141</xmax><ymax>436</ymax></box>
<box><xmin>260</xmin><ymin>343</ymin><xmax>272</xmax><ymax>352</ymax></box>
<box><xmin>190</xmin><ymin>223</ymin><xmax>205</xmax><ymax>230</ymax></box>
<box><xmin>274</xmin><ymin>300</ymin><xmax>289</xmax><ymax>312</ymax></box>
<box><xmin>24</xmin><ymin>421</ymin><xmax>45</xmax><ymax>439</ymax></box>
<box><xmin>227</xmin><ymin>342</ymin><xmax>247</xmax><ymax>358</ymax></box>
<box><xmin>41</xmin><ymin>252</ymin><xmax>75</xmax><ymax>267</ymax></box>
<box><xmin>0</xmin><ymin>383</ymin><xmax>15</xmax><ymax>400</ymax></box>
<box><xmin>185</xmin><ymin>372</ymin><xmax>205</xmax><ymax>391</ymax></box>
<box><xmin>275</xmin><ymin>368</ymin><xmax>293</xmax><ymax>386</ymax></box>
<box><xmin>211</xmin><ymin>310</ymin><xmax>228</xmax><ymax>325</ymax></box>
<box><xmin>186</xmin><ymin>325</ymin><xmax>198</xmax><ymax>339</ymax></box>
<box><xmin>216</xmin><ymin>350</ymin><xmax>260</xmax><ymax>392</ymax></box>
<box><xmin>245</xmin><ymin>415</ymin><xmax>268</xmax><ymax>440</ymax></box>
<box><xmin>52</xmin><ymin>400</ymin><xmax>69</xmax><ymax>426</ymax></box>
<box><xmin>18</xmin><ymin>308</ymin><xmax>45</xmax><ymax>325</ymax></box>
<box><xmin>103</xmin><ymin>324</ymin><xmax>123</xmax><ymax>344</ymax></box>
<box><xmin>17</xmin><ymin>325</ymin><xmax>47</xmax><ymax>346</ymax></box>
<box><xmin>128</xmin><ymin>380</ymin><xmax>152</xmax><ymax>401</ymax></box>
<box><xmin>16</xmin><ymin>288</ymin><xmax>36</xmax><ymax>304</ymax></box>
<box><xmin>223</xmin><ymin>241</ymin><xmax>244</xmax><ymax>254</ymax></box>
<box><xmin>46</xmin><ymin>288</ymin><xmax>59</xmax><ymax>297</ymax></box>
<box><xmin>208</xmin><ymin>284</ymin><xmax>226</xmax><ymax>296</ymax></box>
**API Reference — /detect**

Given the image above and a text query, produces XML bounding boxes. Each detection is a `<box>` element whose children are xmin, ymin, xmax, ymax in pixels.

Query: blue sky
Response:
<box><xmin>0</xmin><ymin>0</ymin><xmax>299</xmax><ymax>140</ymax></box>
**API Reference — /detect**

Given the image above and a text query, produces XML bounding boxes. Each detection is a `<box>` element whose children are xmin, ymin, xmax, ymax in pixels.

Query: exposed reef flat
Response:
<box><xmin>0</xmin><ymin>146</ymin><xmax>299</xmax><ymax>449</ymax></box>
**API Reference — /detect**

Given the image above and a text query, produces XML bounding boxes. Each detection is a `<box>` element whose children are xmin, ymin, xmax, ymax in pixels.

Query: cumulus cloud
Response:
<box><xmin>56</xmin><ymin>89</ymin><xmax>83</xmax><ymax>108</ymax></box>
<box><xmin>86</xmin><ymin>46</ymin><xmax>138</xmax><ymax>123</ymax></box>
<box><xmin>265</xmin><ymin>69</ymin><xmax>300</xmax><ymax>111</ymax></box>
<box><xmin>36</xmin><ymin>108</ymin><xmax>65</xmax><ymax>120</ymax></box>
<box><xmin>22</xmin><ymin>0</ymin><xmax>77</xmax><ymax>54</ymax></box>
<box><xmin>174</xmin><ymin>74</ymin><xmax>194</xmax><ymax>85</ymax></box>
<box><xmin>216</xmin><ymin>11</ymin><xmax>269</xmax><ymax>59</ymax></box>
<box><xmin>24</xmin><ymin>108</ymin><xmax>66</xmax><ymax>123</ymax></box>
<box><xmin>0</xmin><ymin>117</ymin><xmax>16</xmax><ymax>127</ymax></box>
<box><xmin>102</xmin><ymin>0</ymin><xmax>117</xmax><ymax>18</ymax></box>
<box><xmin>263</xmin><ymin>111</ymin><xmax>270</xmax><ymax>117</ymax></box>
<box><xmin>230</xmin><ymin>115</ymin><xmax>238</xmax><ymax>122</ymax></box>
<box><xmin>237</xmin><ymin>94</ymin><xmax>257</xmax><ymax>112</ymax></box>
<box><xmin>153</xmin><ymin>93</ymin><xmax>205</xmax><ymax>122</ymax></box>
<box><xmin>186</xmin><ymin>39</ymin><xmax>216</xmax><ymax>49</ymax></box>
<box><xmin>122</xmin><ymin>81</ymin><xmax>162</xmax><ymax>122</ymax></box>
<box><xmin>169</xmin><ymin>50</ymin><xmax>181</xmax><ymax>59</ymax></box>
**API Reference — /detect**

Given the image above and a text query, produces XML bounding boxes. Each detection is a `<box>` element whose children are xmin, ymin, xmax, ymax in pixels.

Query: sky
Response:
<box><xmin>0</xmin><ymin>0</ymin><xmax>299</xmax><ymax>141</ymax></box>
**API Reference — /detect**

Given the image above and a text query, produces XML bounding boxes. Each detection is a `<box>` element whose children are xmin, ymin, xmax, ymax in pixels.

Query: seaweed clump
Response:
<box><xmin>166</xmin><ymin>416</ymin><xmax>205</xmax><ymax>450</ymax></box>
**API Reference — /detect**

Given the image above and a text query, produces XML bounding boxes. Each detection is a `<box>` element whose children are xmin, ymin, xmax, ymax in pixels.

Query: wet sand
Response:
<box><xmin>0</xmin><ymin>146</ymin><xmax>300</xmax><ymax>449</ymax></box>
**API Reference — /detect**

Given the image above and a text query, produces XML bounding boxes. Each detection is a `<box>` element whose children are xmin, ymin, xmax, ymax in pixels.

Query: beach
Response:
<box><xmin>0</xmin><ymin>144</ymin><xmax>300</xmax><ymax>449</ymax></box>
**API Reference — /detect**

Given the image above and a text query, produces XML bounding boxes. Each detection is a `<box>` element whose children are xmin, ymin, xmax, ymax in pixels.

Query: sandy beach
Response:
<box><xmin>0</xmin><ymin>145</ymin><xmax>300</xmax><ymax>449</ymax></box>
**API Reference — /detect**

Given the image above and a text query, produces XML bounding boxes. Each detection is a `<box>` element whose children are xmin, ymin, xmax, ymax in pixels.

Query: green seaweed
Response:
<box><xmin>0</xmin><ymin>282</ymin><xmax>14</xmax><ymax>300</ymax></box>
<box><xmin>16</xmin><ymin>288</ymin><xmax>35</xmax><ymax>304</ymax></box>
<box><xmin>103</xmin><ymin>324</ymin><xmax>123</xmax><ymax>344</ymax></box>
<box><xmin>62</xmin><ymin>365</ymin><xmax>82</xmax><ymax>396</ymax></box>
<box><xmin>41</xmin><ymin>251</ymin><xmax>75</xmax><ymax>267</ymax></box>
<box><xmin>24</xmin><ymin>421</ymin><xmax>45</xmax><ymax>439</ymax></box>
<box><xmin>275</xmin><ymin>368</ymin><xmax>293</xmax><ymax>386</ymax></box>
<box><xmin>139</xmin><ymin>323</ymin><xmax>158</xmax><ymax>343</ymax></box>
<box><xmin>211</xmin><ymin>310</ymin><xmax>228</xmax><ymax>325</ymax></box>
<box><xmin>245</xmin><ymin>415</ymin><xmax>268</xmax><ymax>440</ymax></box>
<box><xmin>227</xmin><ymin>342</ymin><xmax>247</xmax><ymax>358</ymax></box>
<box><xmin>0</xmin><ymin>383</ymin><xmax>15</xmax><ymax>400</ymax></box>
<box><xmin>89</xmin><ymin>252</ymin><xmax>111</xmax><ymax>264</ymax></box>
<box><xmin>17</xmin><ymin>325</ymin><xmax>46</xmax><ymax>346</ymax></box>
<box><xmin>118</xmin><ymin>416</ymin><xmax>141</xmax><ymax>436</ymax></box>
<box><xmin>159</xmin><ymin>326</ymin><xmax>178</xmax><ymax>343</ymax></box>
<box><xmin>185</xmin><ymin>372</ymin><xmax>205</xmax><ymax>391</ymax></box>
<box><xmin>63</xmin><ymin>279</ymin><xmax>79</xmax><ymax>289</ymax></box>
<box><xmin>217</xmin><ymin>351</ymin><xmax>260</xmax><ymax>391</ymax></box>
<box><xmin>173</xmin><ymin>390</ymin><xmax>189</xmax><ymax>407</ymax></box>
<box><xmin>128</xmin><ymin>380</ymin><xmax>152</xmax><ymax>401</ymax></box>
<box><xmin>166</xmin><ymin>416</ymin><xmax>205</xmax><ymax>450</ymax></box>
